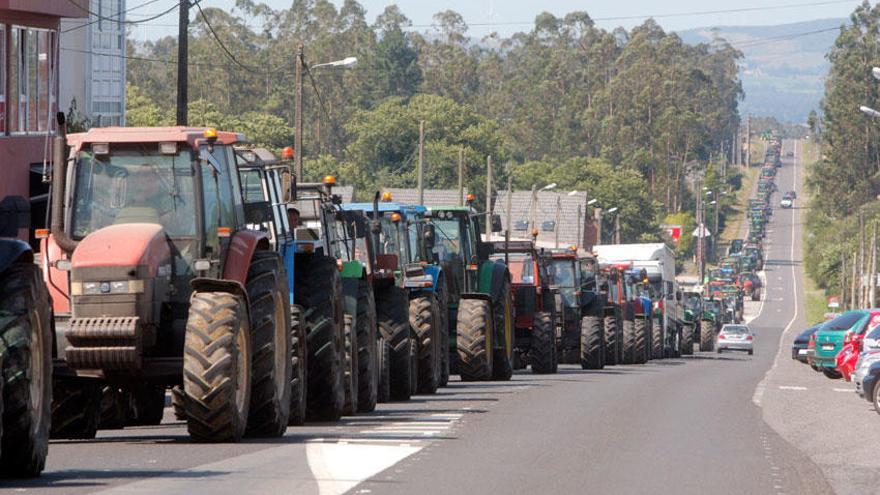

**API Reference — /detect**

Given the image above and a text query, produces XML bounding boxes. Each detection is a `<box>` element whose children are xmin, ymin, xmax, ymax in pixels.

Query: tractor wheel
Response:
<box><xmin>377</xmin><ymin>337</ymin><xmax>392</xmax><ymax>403</ymax></box>
<box><xmin>0</xmin><ymin>261</ymin><xmax>52</xmax><ymax>476</ymax></box>
<box><xmin>50</xmin><ymin>380</ymin><xmax>101</xmax><ymax>440</ymax></box>
<box><xmin>376</xmin><ymin>286</ymin><xmax>414</xmax><ymax>400</ymax></box>
<box><xmin>99</xmin><ymin>386</ymin><xmax>127</xmax><ymax>430</ymax></box>
<box><xmin>436</xmin><ymin>280</ymin><xmax>450</xmax><ymax>387</ymax></box>
<box><xmin>288</xmin><ymin>305</ymin><xmax>307</xmax><ymax>426</ymax></box>
<box><xmin>355</xmin><ymin>281</ymin><xmax>377</xmax><ymax>413</ymax></box>
<box><xmin>530</xmin><ymin>312</ymin><xmax>556</xmax><ymax>374</ymax></box>
<box><xmin>457</xmin><ymin>298</ymin><xmax>493</xmax><ymax>381</ymax></box>
<box><xmin>700</xmin><ymin>320</ymin><xmax>715</xmax><ymax>352</ymax></box>
<box><xmin>171</xmin><ymin>386</ymin><xmax>186</xmax><ymax>421</ymax></box>
<box><xmin>622</xmin><ymin>318</ymin><xmax>636</xmax><ymax>364</ymax></box>
<box><xmin>183</xmin><ymin>292</ymin><xmax>251</xmax><ymax>442</ymax></box>
<box><xmin>492</xmin><ymin>280</ymin><xmax>514</xmax><ymax>381</ymax></box>
<box><xmin>342</xmin><ymin>314</ymin><xmax>358</xmax><ymax>416</ymax></box>
<box><xmin>651</xmin><ymin>320</ymin><xmax>664</xmax><ymax>359</ymax></box>
<box><xmin>604</xmin><ymin>310</ymin><xmax>620</xmax><ymax>366</ymax></box>
<box><xmin>634</xmin><ymin>317</ymin><xmax>648</xmax><ymax>364</ymax></box>
<box><xmin>295</xmin><ymin>255</ymin><xmax>345</xmax><ymax>421</ymax></box>
<box><xmin>411</xmin><ymin>295</ymin><xmax>441</xmax><ymax>394</ymax></box>
<box><xmin>580</xmin><ymin>312</ymin><xmax>605</xmax><ymax>370</ymax></box>
<box><xmin>245</xmin><ymin>251</ymin><xmax>292</xmax><ymax>436</ymax></box>
<box><xmin>681</xmin><ymin>324</ymin><xmax>695</xmax><ymax>356</ymax></box>
<box><xmin>127</xmin><ymin>384</ymin><xmax>166</xmax><ymax>426</ymax></box>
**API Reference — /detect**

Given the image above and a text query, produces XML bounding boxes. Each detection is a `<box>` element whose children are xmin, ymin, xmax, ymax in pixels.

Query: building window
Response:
<box><xmin>9</xmin><ymin>26</ymin><xmax>56</xmax><ymax>134</ymax></box>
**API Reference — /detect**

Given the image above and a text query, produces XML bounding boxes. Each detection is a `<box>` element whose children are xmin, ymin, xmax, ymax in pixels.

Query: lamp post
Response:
<box><xmin>529</xmin><ymin>182</ymin><xmax>557</xmax><ymax>239</ymax></box>
<box><xmin>294</xmin><ymin>50</ymin><xmax>358</xmax><ymax>182</ymax></box>
<box><xmin>606</xmin><ymin>207</ymin><xmax>619</xmax><ymax>244</ymax></box>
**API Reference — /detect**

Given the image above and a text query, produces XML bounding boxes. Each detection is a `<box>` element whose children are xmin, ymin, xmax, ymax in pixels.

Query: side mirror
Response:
<box><xmin>423</xmin><ymin>223</ymin><xmax>436</xmax><ymax>250</ymax></box>
<box><xmin>491</xmin><ymin>214</ymin><xmax>503</xmax><ymax>233</ymax></box>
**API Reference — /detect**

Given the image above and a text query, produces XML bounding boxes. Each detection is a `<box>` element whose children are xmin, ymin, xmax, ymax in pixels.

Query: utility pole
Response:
<box><xmin>871</xmin><ymin>222</ymin><xmax>877</xmax><ymax>308</ymax></box>
<box><xmin>852</xmin><ymin>251</ymin><xmax>858</xmax><ymax>310</ymax></box>
<box><xmin>417</xmin><ymin>120</ymin><xmax>425</xmax><ymax>205</ymax></box>
<box><xmin>505</xmin><ymin>176</ymin><xmax>512</xmax><ymax>237</ymax></box>
<box><xmin>746</xmin><ymin>114</ymin><xmax>751</xmax><ymax>168</ymax></box>
<box><xmin>576</xmin><ymin>205</ymin><xmax>582</xmax><ymax>251</ymax></box>
<box><xmin>860</xmin><ymin>209</ymin><xmax>866</xmax><ymax>307</ymax></box>
<box><xmin>458</xmin><ymin>148</ymin><xmax>464</xmax><ymax>206</ymax></box>
<box><xmin>595</xmin><ymin>208</ymin><xmax>603</xmax><ymax>246</ymax></box>
<box><xmin>485</xmin><ymin>155</ymin><xmax>493</xmax><ymax>238</ymax></box>
<box><xmin>554</xmin><ymin>196</ymin><xmax>561</xmax><ymax>248</ymax></box>
<box><xmin>294</xmin><ymin>43</ymin><xmax>304</xmax><ymax>182</ymax></box>
<box><xmin>841</xmin><ymin>252</ymin><xmax>847</xmax><ymax>310</ymax></box>
<box><xmin>529</xmin><ymin>184</ymin><xmax>538</xmax><ymax>237</ymax></box>
<box><xmin>176</xmin><ymin>0</ymin><xmax>190</xmax><ymax>125</ymax></box>
<box><xmin>614</xmin><ymin>214</ymin><xmax>621</xmax><ymax>245</ymax></box>
<box><xmin>695</xmin><ymin>177</ymin><xmax>704</xmax><ymax>282</ymax></box>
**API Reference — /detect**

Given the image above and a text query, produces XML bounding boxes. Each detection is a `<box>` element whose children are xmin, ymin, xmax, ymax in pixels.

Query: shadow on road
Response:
<box><xmin>3</xmin><ymin>469</ymin><xmax>227</xmax><ymax>491</ymax></box>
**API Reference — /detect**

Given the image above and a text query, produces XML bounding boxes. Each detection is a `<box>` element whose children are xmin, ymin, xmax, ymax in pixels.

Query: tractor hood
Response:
<box><xmin>71</xmin><ymin>223</ymin><xmax>171</xmax><ymax>280</ymax></box>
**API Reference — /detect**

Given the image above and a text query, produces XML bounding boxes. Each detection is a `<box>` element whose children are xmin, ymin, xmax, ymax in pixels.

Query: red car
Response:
<box><xmin>836</xmin><ymin>311</ymin><xmax>880</xmax><ymax>381</ymax></box>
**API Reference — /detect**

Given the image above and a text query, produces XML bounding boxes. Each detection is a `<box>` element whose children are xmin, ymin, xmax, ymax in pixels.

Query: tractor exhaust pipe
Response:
<box><xmin>51</xmin><ymin>112</ymin><xmax>78</xmax><ymax>253</ymax></box>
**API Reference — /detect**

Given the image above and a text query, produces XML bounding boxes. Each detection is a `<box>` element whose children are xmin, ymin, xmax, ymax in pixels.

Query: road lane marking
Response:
<box><xmin>833</xmin><ymin>388</ymin><xmax>853</xmax><ymax>393</ymax></box>
<box><xmin>778</xmin><ymin>386</ymin><xmax>807</xmax><ymax>391</ymax></box>
<box><xmin>753</xmin><ymin>139</ymin><xmax>800</xmax><ymax>407</ymax></box>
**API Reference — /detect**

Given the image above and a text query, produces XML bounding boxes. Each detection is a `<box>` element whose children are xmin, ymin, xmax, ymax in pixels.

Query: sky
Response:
<box><xmin>126</xmin><ymin>0</ymin><xmax>862</xmax><ymax>42</ymax></box>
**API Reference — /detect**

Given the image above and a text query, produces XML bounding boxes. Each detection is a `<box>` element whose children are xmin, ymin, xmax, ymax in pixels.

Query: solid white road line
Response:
<box><xmin>779</xmin><ymin>386</ymin><xmax>808</xmax><ymax>391</ymax></box>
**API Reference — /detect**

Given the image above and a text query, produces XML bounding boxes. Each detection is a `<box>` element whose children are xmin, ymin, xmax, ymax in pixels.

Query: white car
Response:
<box><xmin>717</xmin><ymin>324</ymin><xmax>754</xmax><ymax>355</ymax></box>
<box><xmin>780</xmin><ymin>197</ymin><xmax>793</xmax><ymax>208</ymax></box>
<box><xmin>855</xmin><ymin>350</ymin><xmax>880</xmax><ymax>398</ymax></box>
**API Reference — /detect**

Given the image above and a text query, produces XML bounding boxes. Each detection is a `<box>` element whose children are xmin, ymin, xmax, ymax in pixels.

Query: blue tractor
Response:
<box><xmin>0</xmin><ymin>196</ymin><xmax>52</xmax><ymax>476</ymax></box>
<box><xmin>343</xmin><ymin>195</ymin><xmax>448</xmax><ymax>396</ymax></box>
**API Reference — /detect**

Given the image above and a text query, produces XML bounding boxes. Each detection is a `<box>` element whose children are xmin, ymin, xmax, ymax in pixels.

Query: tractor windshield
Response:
<box><xmin>71</xmin><ymin>147</ymin><xmax>196</xmax><ymax>239</ymax></box>
<box><xmin>548</xmin><ymin>259</ymin><xmax>576</xmax><ymax>288</ymax></box>
<box><xmin>378</xmin><ymin>215</ymin><xmax>407</xmax><ymax>263</ymax></box>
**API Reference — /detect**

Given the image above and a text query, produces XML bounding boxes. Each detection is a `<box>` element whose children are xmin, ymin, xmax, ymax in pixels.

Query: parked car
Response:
<box><xmin>854</xmin><ymin>350</ymin><xmax>880</xmax><ymax>398</ymax></box>
<box><xmin>813</xmin><ymin>310</ymin><xmax>874</xmax><ymax>379</ymax></box>
<box><xmin>792</xmin><ymin>324</ymin><xmax>820</xmax><ymax>363</ymax></box>
<box><xmin>859</xmin><ymin>360</ymin><xmax>880</xmax><ymax>413</ymax></box>
<box><xmin>780</xmin><ymin>197</ymin><xmax>793</xmax><ymax>209</ymax></box>
<box><xmin>716</xmin><ymin>324</ymin><xmax>754</xmax><ymax>355</ymax></box>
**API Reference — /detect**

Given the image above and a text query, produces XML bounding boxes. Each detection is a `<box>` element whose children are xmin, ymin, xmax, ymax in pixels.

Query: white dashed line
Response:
<box><xmin>778</xmin><ymin>386</ymin><xmax>807</xmax><ymax>391</ymax></box>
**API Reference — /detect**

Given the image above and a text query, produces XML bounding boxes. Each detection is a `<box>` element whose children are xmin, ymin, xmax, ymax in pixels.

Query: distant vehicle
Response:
<box><xmin>787</xmin><ymin>191</ymin><xmax>797</xmax><ymax>199</ymax></box>
<box><xmin>716</xmin><ymin>324</ymin><xmax>754</xmax><ymax>355</ymax></box>
<box><xmin>780</xmin><ymin>197</ymin><xmax>793</xmax><ymax>209</ymax></box>
<box><xmin>786</xmin><ymin>151</ymin><xmax>794</xmax><ymax>157</ymax></box>
<box><xmin>792</xmin><ymin>324</ymin><xmax>820</xmax><ymax>363</ymax></box>
<box><xmin>842</xmin><ymin>321</ymin><xmax>880</xmax><ymax>381</ymax></box>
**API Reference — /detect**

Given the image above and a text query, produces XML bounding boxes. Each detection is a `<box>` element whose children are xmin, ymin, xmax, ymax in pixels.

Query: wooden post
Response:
<box><xmin>458</xmin><ymin>148</ymin><xmax>464</xmax><ymax>206</ymax></box>
<box><xmin>418</xmin><ymin>120</ymin><xmax>425</xmax><ymax>205</ymax></box>
<box><xmin>505</xmin><ymin>176</ymin><xmax>512</xmax><ymax>238</ymax></box>
<box><xmin>485</xmin><ymin>155</ymin><xmax>492</xmax><ymax>238</ymax></box>
<box><xmin>554</xmin><ymin>196</ymin><xmax>561</xmax><ymax>248</ymax></box>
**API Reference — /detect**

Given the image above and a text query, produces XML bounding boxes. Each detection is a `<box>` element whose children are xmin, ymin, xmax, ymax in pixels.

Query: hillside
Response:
<box><xmin>678</xmin><ymin>18</ymin><xmax>845</xmax><ymax>123</ymax></box>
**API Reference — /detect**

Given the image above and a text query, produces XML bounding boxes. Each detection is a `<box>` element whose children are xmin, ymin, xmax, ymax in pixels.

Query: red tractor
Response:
<box><xmin>41</xmin><ymin>119</ymin><xmax>293</xmax><ymax>442</ymax></box>
<box><xmin>490</xmin><ymin>241</ymin><xmax>557</xmax><ymax>374</ymax></box>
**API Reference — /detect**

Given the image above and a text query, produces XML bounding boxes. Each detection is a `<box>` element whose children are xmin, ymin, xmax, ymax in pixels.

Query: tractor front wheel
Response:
<box><xmin>530</xmin><ymin>312</ymin><xmax>557</xmax><ymax>374</ymax></box>
<box><xmin>457</xmin><ymin>298</ymin><xmax>493</xmax><ymax>381</ymax></box>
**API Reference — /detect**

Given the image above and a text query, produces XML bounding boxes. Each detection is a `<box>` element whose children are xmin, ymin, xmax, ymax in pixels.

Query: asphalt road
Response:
<box><xmin>4</xmin><ymin>139</ymin><xmax>848</xmax><ymax>495</ymax></box>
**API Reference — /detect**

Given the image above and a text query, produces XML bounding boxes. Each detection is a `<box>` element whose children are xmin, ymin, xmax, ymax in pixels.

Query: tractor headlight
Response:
<box><xmin>73</xmin><ymin>280</ymin><xmax>144</xmax><ymax>295</ymax></box>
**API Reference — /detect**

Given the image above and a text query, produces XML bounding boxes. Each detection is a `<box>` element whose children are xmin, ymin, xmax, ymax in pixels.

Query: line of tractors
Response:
<box><xmin>0</xmin><ymin>122</ymin><xmax>705</xmax><ymax>477</ymax></box>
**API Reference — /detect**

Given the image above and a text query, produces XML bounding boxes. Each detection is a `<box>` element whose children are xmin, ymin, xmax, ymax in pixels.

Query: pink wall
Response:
<box><xmin>0</xmin><ymin>135</ymin><xmax>50</xmax><ymax>199</ymax></box>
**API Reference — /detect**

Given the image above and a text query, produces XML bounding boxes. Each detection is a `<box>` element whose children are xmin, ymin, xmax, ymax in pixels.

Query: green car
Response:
<box><xmin>812</xmin><ymin>310</ymin><xmax>870</xmax><ymax>379</ymax></box>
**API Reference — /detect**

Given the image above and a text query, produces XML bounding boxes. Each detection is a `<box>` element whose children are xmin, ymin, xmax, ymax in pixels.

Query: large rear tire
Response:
<box><xmin>436</xmin><ymin>280</ymin><xmax>450</xmax><ymax>387</ymax></box>
<box><xmin>412</xmin><ymin>295</ymin><xmax>441</xmax><ymax>394</ymax></box>
<box><xmin>50</xmin><ymin>380</ymin><xmax>100</xmax><ymax>440</ymax></box>
<box><xmin>245</xmin><ymin>251</ymin><xmax>292</xmax><ymax>436</ymax></box>
<box><xmin>580</xmin><ymin>313</ymin><xmax>605</xmax><ymax>370</ymax></box>
<box><xmin>699</xmin><ymin>320</ymin><xmax>715</xmax><ymax>352</ymax></box>
<box><xmin>355</xmin><ymin>281</ymin><xmax>377</xmax><ymax>413</ymax></box>
<box><xmin>342</xmin><ymin>314</ymin><xmax>358</xmax><ymax>415</ymax></box>
<box><xmin>622</xmin><ymin>318</ymin><xmax>636</xmax><ymax>364</ymax></box>
<box><xmin>288</xmin><ymin>305</ymin><xmax>307</xmax><ymax>426</ymax></box>
<box><xmin>492</xmin><ymin>280</ymin><xmax>514</xmax><ymax>381</ymax></box>
<box><xmin>0</xmin><ymin>261</ymin><xmax>52</xmax><ymax>476</ymax></box>
<box><xmin>296</xmin><ymin>255</ymin><xmax>345</xmax><ymax>421</ymax></box>
<box><xmin>457</xmin><ymin>298</ymin><xmax>493</xmax><ymax>381</ymax></box>
<box><xmin>376</xmin><ymin>286</ymin><xmax>413</xmax><ymax>400</ymax></box>
<box><xmin>681</xmin><ymin>324</ymin><xmax>695</xmax><ymax>356</ymax></box>
<box><xmin>604</xmin><ymin>309</ymin><xmax>620</xmax><ymax>366</ymax></box>
<box><xmin>651</xmin><ymin>319</ymin><xmax>663</xmax><ymax>359</ymax></box>
<box><xmin>377</xmin><ymin>337</ymin><xmax>391</xmax><ymax>403</ymax></box>
<box><xmin>530</xmin><ymin>312</ymin><xmax>556</xmax><ymax>374</ymax></box>
<box><xmin>183</xmin><ymin>292</ymin><xmax>251</xmax><ymax>442</ymax></box>
<box><xmin>634</xmin><ymin>317</ymin><xmax>649</xmax><ymax>364</ymax></box>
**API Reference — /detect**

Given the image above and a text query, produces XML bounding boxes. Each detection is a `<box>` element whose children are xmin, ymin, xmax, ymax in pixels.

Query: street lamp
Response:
<box><xmin>568</xmin><ymin>190</ymin><xmax>579</xmax><ymax>196</ymax></box>
<box><xmin>861</xmin><ymin>105</ymin><xmax>880</xmax><ymax>119</ymax></box>
<box><xmin>873</xmin><ymin>67</ymin><xmax>880</xmax><ymax>80</ymax></box>
<box><xmin>541</xmin><ymin>183</ymin><xmax>557</xmax><ymax>191</ymax></box>
<box><xmin>587</xmin><ymin>198</ymin><xmax>598</xmax><ymax>206</ymax></box>
<box><xmin>605</xmin><ymin>207</ymin><xmax>620</xmax><ymax>244</ymax></box>
<box><xmin>294</xmin><ymin>49</ymin><xmax>358</xmax><ymax>182</ymax></box>
<box><xmin>529</xmin><ymin>183</ymin><xmax>557</xmax><ymax>236</ymax></box>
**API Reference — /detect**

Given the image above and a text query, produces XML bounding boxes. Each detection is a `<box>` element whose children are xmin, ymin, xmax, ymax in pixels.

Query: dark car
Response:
<box><xmin>792</xmin><ymin>324</ymin><xmax>820</xmax><ymax>363</ymax></box>
<box><xmin>861</xmin><ymin>361</ymin><xmax>880</xmax><ymax>414</ymax></box>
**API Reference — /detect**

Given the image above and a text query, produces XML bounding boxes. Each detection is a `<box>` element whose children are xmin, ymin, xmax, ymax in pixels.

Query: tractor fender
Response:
<box><xmin>190</xmin><ymin>277</ymin><xmax>251</xmax><ymax>319</ymax></box>
<box><xmin>0</xmin><ymin>238</ymin><xmax>33</xmax><ymax>274</ymax></box>
<box><xmin>477</xmin><ymin>260</ymin><xmax>510</xmax><ymax>308</ymax></box>
<box><xmin>222</xmin><ymin>231</ymin><xmax>270</xmax><ymax>285</ymax></box>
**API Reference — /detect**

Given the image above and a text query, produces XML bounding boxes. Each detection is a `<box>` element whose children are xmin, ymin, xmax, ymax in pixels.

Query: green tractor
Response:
<box><xmin>427</xmin><ymin>206</ymin><xmax>514</xmax><ymax>381</ymax></box>
<box><xmin>681</xmin><ymin>290</ymin><xmax>702</xmax><ymax>356</ymax></box>
<box><xmin>700</xmin><ymin>297</ymin><xmax>723</xmax><ymax>351</ymax></box>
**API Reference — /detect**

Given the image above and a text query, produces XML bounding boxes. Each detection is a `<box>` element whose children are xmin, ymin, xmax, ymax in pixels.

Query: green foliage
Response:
<box><xmin>664</xmin><ymin>211</ymin><xmax>696</xmax><ymax>256</ymax></box>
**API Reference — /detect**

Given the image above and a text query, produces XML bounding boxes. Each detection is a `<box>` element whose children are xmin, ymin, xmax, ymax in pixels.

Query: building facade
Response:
<box><xmin>60</xmin><ymin>0</ymin><xmax>126</xmax><ymax>128</ymax></box>
<box><xmin>0</xmin><ymin>1</ymin><xmax>86</xmax><ymax>230</ymax></box>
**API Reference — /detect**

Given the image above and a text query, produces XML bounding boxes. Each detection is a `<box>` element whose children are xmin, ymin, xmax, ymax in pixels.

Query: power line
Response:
<box><xmin>732</xmin><ymin>25</ymin><xmax>844</xmax><ymax>49</ymax></box>
<box><xmin>192</xmin><ymin>1</ymin><xmax>284</xmax><ymax>75</ymax></box>
<box><xmin>62</xmin><ymin>0</ymin><xmax>181</xmax><ymax>33</ymax></box>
